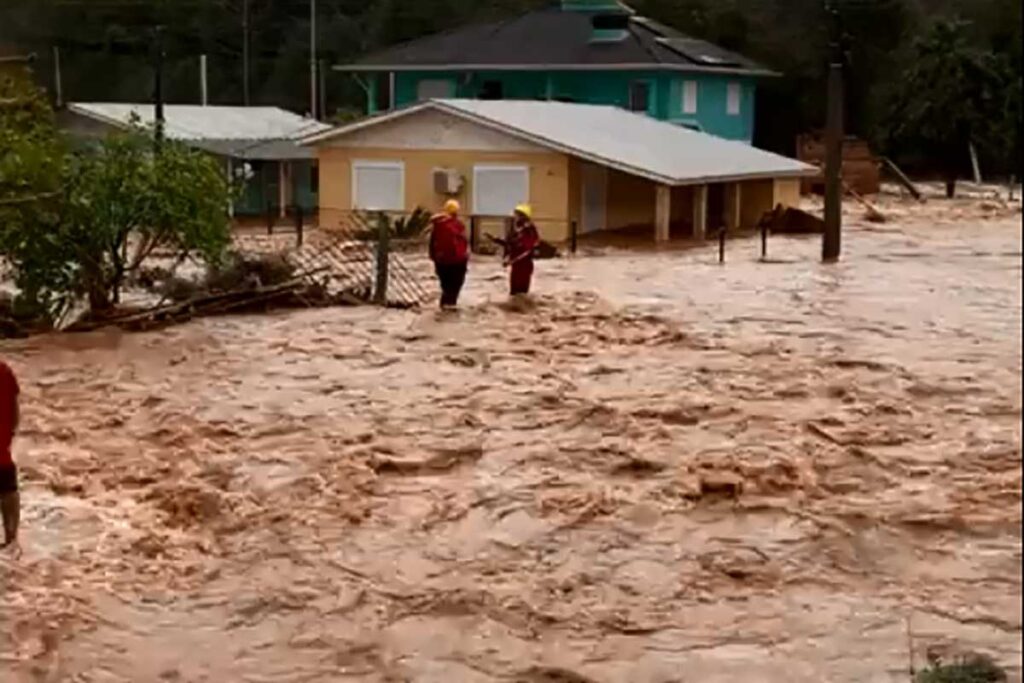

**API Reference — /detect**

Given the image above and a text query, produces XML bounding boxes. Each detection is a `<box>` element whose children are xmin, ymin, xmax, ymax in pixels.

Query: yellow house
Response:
<box><xmin>303</xmin><ymin>99</ymin><xmax>816</xmax><ymax>243</ymax></box>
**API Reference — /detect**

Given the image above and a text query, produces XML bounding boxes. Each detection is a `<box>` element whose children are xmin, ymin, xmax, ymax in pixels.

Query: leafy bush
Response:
<box><xmin>916</xmin><ymin>654</ymin><xmax>1007</xmax><ymax>683</ymax></box>
<box><xmin>204</xmin><ymin>252</ymin><xmax>296</xmax><ymax>292</ymax></box>
<box><xmin>354</xmin><ymin>207</ymin><xmax>431</xmax><ymax>241</ymax></box>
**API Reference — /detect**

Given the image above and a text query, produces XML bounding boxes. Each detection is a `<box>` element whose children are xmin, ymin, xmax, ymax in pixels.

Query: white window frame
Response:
<box><xmin>682</xmin><ymin>80</ymin><xmax>698</xmax><ymax>115</ymax></box>
<box><xmin>351</xmin><ymin>159</ymin><xmax>405</xmax><ymax>211</ymax></box>
<box><xmin>472</xmin><ymin>164</ymin><xmax>530</xmax><ymax>216</ymax></box>
<box><xmin>726</xmin><ymin>82</ymin><xmax>742</xmax><ymax>116</ymax></box>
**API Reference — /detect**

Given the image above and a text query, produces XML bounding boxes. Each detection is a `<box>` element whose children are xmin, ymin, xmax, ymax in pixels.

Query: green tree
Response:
<box><xmin>882</xmin><ymin>19</ymin><xmax>1005</xmax><ymax>197</ymax></box>
<box><xmin>0</xmin><ymin>78</ymin><xmax>234</xmax><ymax>318</ymax></box>
<box><xmin>60</xmin><ymin>127</ymin><xmax>234</xmax><ymax>312</ymax></box>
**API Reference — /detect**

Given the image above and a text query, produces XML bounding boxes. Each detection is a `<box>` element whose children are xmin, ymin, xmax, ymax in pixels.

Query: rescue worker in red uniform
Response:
<box><xmin>428</xmin><ymin>199</ymin><xmax>470</xmax><ymax>309</ymax></box>
<box><xmin>504</xmin><ymin>204</ymin><xmax>540</xmax><ymax>296</ymax></box>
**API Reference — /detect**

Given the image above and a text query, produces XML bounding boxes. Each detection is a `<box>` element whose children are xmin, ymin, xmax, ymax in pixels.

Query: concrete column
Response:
<box><xmin>278</xmin><ymin>161</ymin><xmax>288</xmax><ymax>219</ymax></box>
<box><xmin>725</xmin><ymin>182</ymin><xmax>742</xmax><ymax>231</ymax></box>
<box><xmin>655</xmin><ymin>184</ymin><xmax>671</xmax><ymax>242</ymax></box>
<box><xmin>692</xmin><ymin>184</ymin><xmax>708</xmax><ymax>239</ymax></box>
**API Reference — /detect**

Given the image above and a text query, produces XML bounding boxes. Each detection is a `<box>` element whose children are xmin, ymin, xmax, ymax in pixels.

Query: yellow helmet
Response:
<box><xmin>443</xmin><ymin>199</ymin><xmax>460</xmax><ymax>215</ymax></box>
<box><xmin>514</xmin><ymin>203</ymin><xmax>532</xmax><ymax>219</ymax></box>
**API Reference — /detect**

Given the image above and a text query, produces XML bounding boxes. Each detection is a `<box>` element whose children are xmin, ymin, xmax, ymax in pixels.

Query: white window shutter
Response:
<box><xmin>682</xmin><ymin>80</ymin><xmax>698</xmax><ymax>115</ymax></box>
<box><xmin>473</xmin><ymin>165</ymin><xmax>529</xmax><ymax>216</ymax></box>
<box><xmin>727</xmin><ymin>82</ymin><xmax>742</xmax><ymax>116</ymax></box>
<box><xmin>352</xmin><ymin>161</ymin><xmax>404</xmax><ymax>211</ymax></box>
<box><xmin>416</xmin><ymin>80</ymin><xmax>452</xmax><ymax>101</ymax></box>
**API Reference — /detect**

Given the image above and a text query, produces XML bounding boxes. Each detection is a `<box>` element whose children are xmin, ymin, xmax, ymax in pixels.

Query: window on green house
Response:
<box><xmin>479</xmin><ymin>81</ymin><xmax>504</xmax><ymax>100</ymax></box>
<box><xmin>628</xmin><ymin>81</ymin><xmax>650</xmax><ymax>113</ymax></box>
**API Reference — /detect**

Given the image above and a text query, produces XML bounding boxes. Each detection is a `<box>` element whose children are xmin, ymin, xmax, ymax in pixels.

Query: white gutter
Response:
<box><xmin>332</xmin><ymin>62</ymin><xmax>779</xmax><ymax>78</ymax></box>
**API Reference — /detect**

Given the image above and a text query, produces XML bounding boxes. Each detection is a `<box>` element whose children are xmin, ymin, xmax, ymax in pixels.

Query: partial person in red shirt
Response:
<box><xmin>504</xmin><ymin>204</ymin><xmax>540</xmax><ymax>296</ymax></box>
<box><xmin>0</xmin><ymin>360</ymin><xmax>20</xmax><ymax>549</ymax></box>
<box><xmin>428</xmin><ymin>199</ymin><xmax>470</xmax><ymax>309</ymax></box>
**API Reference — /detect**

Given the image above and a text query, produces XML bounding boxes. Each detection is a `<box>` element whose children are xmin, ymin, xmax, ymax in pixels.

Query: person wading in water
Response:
<box><xmin>428</xmin><ymin>199</ymin><xmax>470</xmax><ymax>310</ymax></box>
<box><xmin>504</xmin><ymin>204</ymin><xmax>540</xmax><ymax>296</ymax></box>
<box><xmin>0</xmin><ymin>360</ymin><xmax>20</xmax><ymax>552</ymax></box>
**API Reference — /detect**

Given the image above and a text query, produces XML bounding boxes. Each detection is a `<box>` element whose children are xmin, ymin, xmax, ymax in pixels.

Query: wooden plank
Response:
<box><xmin>880</xmin><ymin>157</ymin><xmax>922</xmax><ymax>201</ymax></box>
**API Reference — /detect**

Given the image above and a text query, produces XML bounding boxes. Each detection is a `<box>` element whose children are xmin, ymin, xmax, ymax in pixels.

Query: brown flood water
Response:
<box><xmin>1</xmin><ymin>211</ymin><xmax>1021</xmax><ymax>682</ymax></box>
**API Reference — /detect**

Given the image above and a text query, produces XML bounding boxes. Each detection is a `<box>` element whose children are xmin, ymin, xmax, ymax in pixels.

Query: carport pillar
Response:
<box><xmin>278</xmin><ymin>161</ymin><xmax>288</xmax><ymax>219</ymax></box>
<box><xmin>655</xmin><ymin>184</ymin><xmax>671</xmax><ymax>243</ymax></box>
<box><xmin>725</xmin><ymin>182</ymin><xmax>742</xmax><ymax>231</ymax></box>
<box><xmin>692</xmin><ymin>184</ymin><xmax>708</xmax><ymax>240</ymax></box>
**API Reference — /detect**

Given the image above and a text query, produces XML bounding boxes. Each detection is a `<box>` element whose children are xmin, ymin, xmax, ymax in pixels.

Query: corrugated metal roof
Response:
<box><xmin>304</xmin><ymin>99</ymin><xmax>816</xmax><ymax>186</ymax></box>
<box><xmin>68</xmin><ymin>103</ymin><xmax>330</xmax><ymax>150</ymax></box>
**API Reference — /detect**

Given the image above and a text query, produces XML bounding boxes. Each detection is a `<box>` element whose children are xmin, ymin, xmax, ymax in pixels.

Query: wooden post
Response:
<box><xmin>655</xmin><ymin>184</ymin><xmax>671</xmax><ymax>243</ymax></box>
<box><xmin>295</xmin><ymin>204</ymin><xmax>304</xmax><ymax>247</ymax></box>
<box><xmin>692</xmin><ymin>184</ymin><xmax>708</xmax><ymax>240</ymax></box>
<box><xmin>374</xmin><ymin>213</ymin><xmax>390</xmax><ymax>304</ymax></box>
<box><xmin>570</xmin><ymin>219</ymin><xmax>578</xmax><ymax>255</ymax></box>
<box><xmin>266</xmin><ymin>201</ymin><xmax>274</xmax><ymax>234</ymax></box>
<box><xmin>226</xmin><ymin>159</ymin><xmax>235</xmax><ymax>218</ymax></box>
<box><xmin>278</xmin><ymin>161</ymin><xmax>287</xmax><ymax>219</ymax></box>
<box><xmin>761</xmin><ymin>219</ymin><xmax>768</xmax><ymax>260</ymax></box>
<box><xmin>718</xmin><ymin>226</ymin><xmax>726</xmax><ymax>263</ymax></box>
<box><xmin>823</xmin><ymin>59</ymin><xmax>843</xmax><ymax>262</ymax></box>
<box><xmin>469</xmin><ymin>215</ymin><xmax>478</xmax><ymax>254</ymax></box>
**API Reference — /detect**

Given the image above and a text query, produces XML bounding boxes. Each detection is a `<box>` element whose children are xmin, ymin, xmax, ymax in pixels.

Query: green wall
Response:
<box><xmin>388</xmin><ymin>70</ymin><xmax>757</xmax><ymax>142</ymax></box>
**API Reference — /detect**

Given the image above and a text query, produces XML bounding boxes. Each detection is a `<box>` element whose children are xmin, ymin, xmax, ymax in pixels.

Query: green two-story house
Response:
<box><xmin>335</xmin><ymin>0</ymin><xmax>776</xmax><ymax>144</ymax></box>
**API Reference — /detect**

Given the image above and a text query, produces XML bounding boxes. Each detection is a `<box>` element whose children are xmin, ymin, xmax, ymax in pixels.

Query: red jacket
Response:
<box><xmin>429</xmin><ymin>215</ymin><xmax>469</xmax><ymax>265</ymax></box>
<box><xmin>507</xmin><ymin>221</ymin><xmax>540</xmax><ymax>261</ymax></box>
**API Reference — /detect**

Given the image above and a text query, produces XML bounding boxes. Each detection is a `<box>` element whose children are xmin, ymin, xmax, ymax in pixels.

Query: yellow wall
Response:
<box><xmin>738</xmin><ymin>178</ymin><xmax>804</xmax><ymax>228</ymax></box>
<box><xmin>740</xmin><ymin>179</ymin><xmax>775</xmax><ymax>228</ymax></box>
<box><xmin>773</xmin><ymin>178</ymin><xmax>801</xmax><ymax>209</ymax></box>
<box><xmin>606</xmin><ymin>168</ymin><xmax>655</xmax><ymax>231</ymax></box>
<box><xmin>317</xmin><ymin>147</ymin><xmax>572</xmax><ymax>242</ymax></box>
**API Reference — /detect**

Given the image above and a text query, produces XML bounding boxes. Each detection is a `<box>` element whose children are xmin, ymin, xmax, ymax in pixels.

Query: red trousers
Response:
<box><xmin>509</xmin><ymin>258</ymin><xmax>534</xmax><ymax>295</ymax></box>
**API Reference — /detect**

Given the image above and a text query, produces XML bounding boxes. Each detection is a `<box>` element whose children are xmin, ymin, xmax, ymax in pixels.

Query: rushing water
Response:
<box><xmin>1</xmin><ymin>210</ymin><xmax>1020</xmax><ymax>682</ymax></box>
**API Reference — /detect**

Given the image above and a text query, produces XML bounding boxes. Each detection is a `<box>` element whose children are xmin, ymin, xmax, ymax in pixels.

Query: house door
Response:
<box><xmin>580</xmin><ymin>163</ymin><xmax>607</xmax><ymax>234</ymax></box>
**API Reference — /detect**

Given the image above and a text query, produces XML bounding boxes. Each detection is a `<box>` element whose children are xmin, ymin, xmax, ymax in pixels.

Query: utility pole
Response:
<box><xmin>242</xmin><ymin>0</ymin><xmax>250</xmax><ymax>105</ymax></box>
<box><xmin>154</xmin><ymin>25</ymin><xmax>165</xmax><ymax>147</ymax></box>
<box><xmin>319</xmin><ymin>58</ymin><xmax>327</xmax><ymax>120</ymax></box>
<box><xmin>310</xmin><ymin>0</ymin><xmax>317</xmax><ymax>118</ymax></box>
<box><xmin>52</xmin><ymin>46</ymin><xmax>63</xmax><ymax>108</ymax></box>
<box><xmin>200</xmin><ymin>54</ymin><xmax>208</xmax><ymax>106</ymax></box>
<box><xmin>822</xmin><ymin>1</ymin><xmax>843</xmax><ymax>263</ymax></box>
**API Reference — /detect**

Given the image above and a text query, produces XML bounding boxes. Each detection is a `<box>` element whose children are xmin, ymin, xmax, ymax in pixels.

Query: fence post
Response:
<box><xmin>760</xmin><ymin>219</ymin><xmax>768</xmax><ymax>260</ymax></box>
<box><xmin>718</xmin><ymin>226</ymin><xmax>726</xmax><ymax>264</ymax></box>
<box><xmin>295</xmin><ymin>204</ymin><xmax>304</xmax><ymax>247</ymax></box>
<box><xmin>266</xmin><ymin>201</ymin><xmax>274</xmax><ymax>235</ymax></box>
<box><xmin>570</xmin><ymin>219</ymin><xmax>578</xmax><ymax>255</ymax></box>
<box><xmin>374</xmin><ymin>213</ymin><xmax>390</xmax><ymax>305</ymax></box>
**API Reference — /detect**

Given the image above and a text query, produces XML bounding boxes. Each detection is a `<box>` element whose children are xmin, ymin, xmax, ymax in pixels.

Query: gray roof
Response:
<box><xmin>341</xmin><ymin>6</ymin><xmax>773</xmax><ymax>77</ymax></box>
<box><xmin>67</xmin><ymin>103</ymin><xmax>331</xmax><ymax>160</ymax></box>
<box><xmin>304</xmin><ymin>99</ymin><xmax>816</xmax><ymax>186</ymax></box>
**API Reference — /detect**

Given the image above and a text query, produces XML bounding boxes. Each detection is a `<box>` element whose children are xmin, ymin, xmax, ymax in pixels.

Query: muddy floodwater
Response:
<box><xmin>2</xmin><ymin>208</ymin><xmax>1021</xmax><ymax>682</ymax></box>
